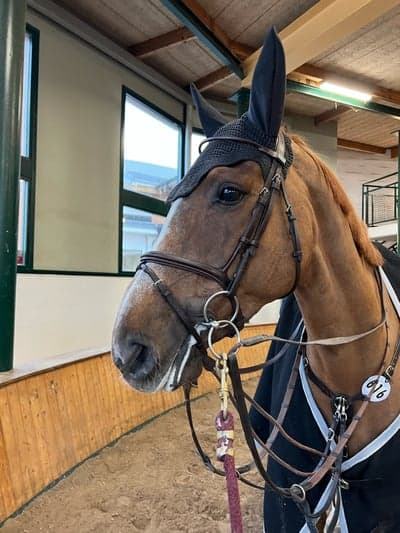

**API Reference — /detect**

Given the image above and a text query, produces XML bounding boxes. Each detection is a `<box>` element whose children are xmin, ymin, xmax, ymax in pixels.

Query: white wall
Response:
<box><xmin>29</xmin><ymin>11</ymin><xmax>184</xmax><ymax>272</ymax></box>
<box><xmin>15</xmin><ymin>274</ymin><xmax>131</xmax><ymax>364</ymax></box>
<box><xmin>285</xmin><ymin>113</ymin><xmax>338</xmax><ymax>170</ymax></box>
<box><xmin>336</xmin><ymin>148</ymin><xmax>397</xmax><ymax>216</ymax></box>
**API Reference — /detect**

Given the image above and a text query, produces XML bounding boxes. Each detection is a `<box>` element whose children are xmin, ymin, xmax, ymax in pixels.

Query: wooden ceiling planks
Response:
<box><xmin>338</xmin><ymin>109</ymin><xmax>400</xmax><ymax>148</ymax></box>
<box><xmin>243</xmin><ymin>0</ymin><xmax>400</xmax><ymax>86</ymax></box>
<box><xmin>285</xmin><ymin>94</ymin><xmax>400</xmax><ymax>149</ymax></box>
<box><xmin>53</xmin><ymin>0</ymin><xmax>180</xmax><ymax>46</ymax></box>
<box><xmin>144</xmin><ymin>40</ymin><xmax>222</xmax><ymax>86</ymax></box>
<box><xmin>193</xmin><ymin>0</ymin><xmax>232</xmax><ymax>20</ymax></box>
<box><xmin>312</xmin><ymin>4</ymin><xmax>400</xmax><ymax>92</ymax></box>
<box><xmin>285</xmin><ymin>92</ymin><xmax>334</xmax><ymax>117</ymax></box>
<box><xmin>203</xmin><ymin>76</ymin><xmax>241</xmax><ymax>99</ymax></box>
<box><xmin>194</xmin><ymin>66</ymin><xmax>234</xmax><ymax>91</ymax></box>
<box><xmin>195</xmin><ymin>0</ymin><xmax>318</xmax><ymax>46</ymax></box>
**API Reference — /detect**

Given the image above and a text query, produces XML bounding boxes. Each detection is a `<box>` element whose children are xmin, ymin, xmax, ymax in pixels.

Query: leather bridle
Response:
<box><xmin>138</xmin><ymin>132</ymin><xmax>302</xmax><ymax>364</ymax></box>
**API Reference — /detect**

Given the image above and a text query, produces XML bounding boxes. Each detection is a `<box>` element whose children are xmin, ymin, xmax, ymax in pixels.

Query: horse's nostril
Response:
<box><xmin>116</xmin><ymin>341</ymin><xmax>157</xmax><ymax>381</ymax></box>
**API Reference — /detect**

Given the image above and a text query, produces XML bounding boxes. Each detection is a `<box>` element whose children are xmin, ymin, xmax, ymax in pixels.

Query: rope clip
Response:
<box><xmin>216</xmin><ymin>352</ymin><xmax>229</xmax><ymax>420</ymax></box>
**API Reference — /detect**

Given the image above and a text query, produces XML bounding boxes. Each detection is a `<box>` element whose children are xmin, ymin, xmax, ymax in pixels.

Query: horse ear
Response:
<box><xmin>190</xmin><ymin>83</ymin><xmax>228</xmax><ymax>137</ymax></box>
<box><xmin>248</xmin><ymin>27</ymin><xmax>286</xmax><ymax>145</ymax></box>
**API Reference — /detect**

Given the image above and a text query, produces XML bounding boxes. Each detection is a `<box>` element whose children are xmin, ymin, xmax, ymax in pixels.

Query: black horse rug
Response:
<box><xmin>250</xmin><ymin>244</ymin><xmax>400</xmax><ymax>532</ymax></box>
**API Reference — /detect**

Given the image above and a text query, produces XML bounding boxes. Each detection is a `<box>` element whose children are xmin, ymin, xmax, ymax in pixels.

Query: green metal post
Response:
<box><xmin>0</xmin><ymin>0</ymin><xmax>26</xmax><ymax>371</ymax></box>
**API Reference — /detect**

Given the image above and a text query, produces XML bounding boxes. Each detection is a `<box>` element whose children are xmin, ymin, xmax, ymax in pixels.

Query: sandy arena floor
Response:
<box><xmin>1</xmin><ymin>380</ymin><xmax>263</xmax><ymax>532</ymax></box>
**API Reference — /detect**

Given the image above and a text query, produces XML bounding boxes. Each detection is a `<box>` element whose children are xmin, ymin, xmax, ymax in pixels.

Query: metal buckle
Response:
<box><xmin>334</xmin><ymin>396</ymin><xmax>349</xmax><ymax>422</ymax></box>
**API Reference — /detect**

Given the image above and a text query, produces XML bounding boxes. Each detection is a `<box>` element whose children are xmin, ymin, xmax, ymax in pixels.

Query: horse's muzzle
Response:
<box><xmin>113</xmin><ymin>334</ymin><xmax>158</xmax><ymax>383</ymax></box>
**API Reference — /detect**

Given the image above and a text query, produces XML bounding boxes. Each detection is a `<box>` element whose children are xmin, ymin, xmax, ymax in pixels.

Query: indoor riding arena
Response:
<box><xmin>1</xmin><ymin>1</ymin><xmax>400</xmax><ymax>532</ymax></box>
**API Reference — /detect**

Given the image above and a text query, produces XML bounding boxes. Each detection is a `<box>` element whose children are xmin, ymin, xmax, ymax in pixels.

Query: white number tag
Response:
<box><xmin>361</xmin><ymin>375</ymin><xmax>391</xmax><ymax>403</ymax></box>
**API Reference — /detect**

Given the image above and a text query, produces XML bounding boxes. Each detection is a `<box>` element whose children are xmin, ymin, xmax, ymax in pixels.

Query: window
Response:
<box><xmin>120</xmin><ymin>88</ymin><xmax>183</xmax><ymax>272</ymax></box>
<box><xmin>122</xmin><ymin>207</ymin><xmax>166</xmax><ymax>271</ymax></box>
<box><xmin>18</xmin><ymin>26</ymin><xmax>39</xmax><ymax>269</ymax></box>
<box><xmin>191</xmin><ymin>130</ymin><xmax>206</xmax><ymax>165</ymax></box>
<box><xmin>17</xmin><ymin>179</ymin><xmax>29</xmax><ymax>265</ymax></box>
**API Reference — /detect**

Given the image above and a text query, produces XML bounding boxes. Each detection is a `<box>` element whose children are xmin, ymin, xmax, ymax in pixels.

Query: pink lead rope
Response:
<box><xmin>216</xmin><ymin>410</ymin><xmax>244</xmax><ymax>533</ymax></box>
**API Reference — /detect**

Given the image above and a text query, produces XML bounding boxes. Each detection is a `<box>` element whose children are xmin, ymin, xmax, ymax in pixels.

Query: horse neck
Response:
<box><xmin>294</xmin><ymin>176</ymin><xmax>392</xmax><ymax>395</ymax></box>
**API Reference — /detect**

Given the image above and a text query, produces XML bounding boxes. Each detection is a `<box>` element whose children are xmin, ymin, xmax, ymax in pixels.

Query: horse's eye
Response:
<box><xmin>218</xmin><ymin>185</ymin><xmax>245</xmax><ymax>205</ymax></box>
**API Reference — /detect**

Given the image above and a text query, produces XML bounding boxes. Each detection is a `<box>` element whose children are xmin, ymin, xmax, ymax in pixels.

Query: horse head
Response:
<box><xmin>111</xmin><ymin>28</ymin><xmax>380</xmax><ymax>393</ymax></box>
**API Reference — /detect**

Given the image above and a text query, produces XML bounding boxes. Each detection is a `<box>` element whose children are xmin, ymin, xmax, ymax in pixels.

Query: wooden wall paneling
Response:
<box><xmin>96</xmin><ymin>356</ymin><xmax>121</xmax><ymax>442</ymax></box>
<box><xmin>45</xmin><ymin>373</ymin><xmax>76</xmax><ymax>474</ymax></box>
<box><xmin>87</xmin><ymin>358</ymin><xmax>108</xmax><ymax>450</ymax></box>
<box><xmin>76</xmin><ymin>358</ymin><xmax>99</xmax><ymax>453</ymax></box>
<box><xmin>0</xmin><ymin>324</ymin><xmax>274</xmax><ymax>523</ymax></box>
<box><xmin>113</xmin><ymin>361</ymin><xmax>135</xmax><ymax>430</ymax></box>
<box><xmin>7</xmin><ymin>381</ymin><xmax>39</xmax><ymax>507</ymax></box>
<box><xmin>19</xmin><ymin>377</ymin><xmax>54</xmax><ymax>496</ymax></box>
<box><xmin>0</xmin><ymin>390</ymin><xmax>17</xmax><ymax>517</ymax></box>
<box><xmin>63</xmin><ymin>364</ymin><xmax>92</xmax><ymax>462</ymax></box>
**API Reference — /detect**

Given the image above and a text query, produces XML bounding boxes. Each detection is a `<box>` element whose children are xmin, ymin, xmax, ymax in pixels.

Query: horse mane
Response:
<box><xmin>290</xmin><ymin>134</ymin><xmax>383</xmax><ymax>267</ymax></box>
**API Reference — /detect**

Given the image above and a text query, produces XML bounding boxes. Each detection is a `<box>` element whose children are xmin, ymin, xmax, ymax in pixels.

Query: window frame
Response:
<box><xmin>119</xmin><ymin>86</ymin><xmax>184</xmax><ymax>273</ymax></box>
<box><xmin>190</xmin><ymin>126</ymin><xmax>205</xmax><ymax>166</ymax></box>
<box><xmin>18</xmin><ymin>24</ymin><xmax>39</xmax><ymax>272</ymax></box>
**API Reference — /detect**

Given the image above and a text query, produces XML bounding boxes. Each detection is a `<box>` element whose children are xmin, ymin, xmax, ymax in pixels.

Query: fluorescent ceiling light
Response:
<box><xmin>320</xmin><ymin>81</ymin><xmax>372</xmax><ymax>102</ymax></box>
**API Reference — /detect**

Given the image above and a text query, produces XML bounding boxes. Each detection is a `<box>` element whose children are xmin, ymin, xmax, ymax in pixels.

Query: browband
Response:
<box><xmin>199</xmin><ymin>131</ymin><xmax>287</xmax><ymax>167</ymax></box>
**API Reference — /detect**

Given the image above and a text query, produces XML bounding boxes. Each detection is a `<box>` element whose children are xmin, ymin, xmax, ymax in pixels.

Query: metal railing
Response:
<box><xmin>362</xmin><ymin>172</ymin><xmax>398</xmax><ymax>227</ymax></box>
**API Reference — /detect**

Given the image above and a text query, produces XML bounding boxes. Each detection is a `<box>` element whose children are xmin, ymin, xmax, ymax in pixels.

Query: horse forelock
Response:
<box><xmin>290</xmin><ymin>134</ymin><xmax>383</xmax><ymax>268</ymax></box>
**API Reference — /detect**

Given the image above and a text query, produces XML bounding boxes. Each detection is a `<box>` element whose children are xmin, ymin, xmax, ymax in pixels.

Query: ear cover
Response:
<box><xmin>190</xmin><ymin>83</ymin><xmax>228</xmax><ymax>137</ymax></box>
<box><xmin>247</xmin><ymin>27</ymin><xmax>286</xmax><ymax>147</ymax></box>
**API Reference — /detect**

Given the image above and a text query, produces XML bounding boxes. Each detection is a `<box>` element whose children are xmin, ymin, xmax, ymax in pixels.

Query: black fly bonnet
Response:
<box><xmin>167</xmin><ymin>112</ymin><xmax>292</xmax><ymax>202</ymax></box>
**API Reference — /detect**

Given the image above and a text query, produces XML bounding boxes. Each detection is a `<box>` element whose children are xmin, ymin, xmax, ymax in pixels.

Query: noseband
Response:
<box><xmin>138</xmin><ymin>132</ymin><xmax>302</xmax><ymax>358</ymax></box>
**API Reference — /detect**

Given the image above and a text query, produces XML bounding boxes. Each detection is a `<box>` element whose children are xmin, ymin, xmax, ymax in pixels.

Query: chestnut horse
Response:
<box><xmin>113</xmin><ymin>29</ymin><xmax>400</xmax><ymax>532</ymax></box>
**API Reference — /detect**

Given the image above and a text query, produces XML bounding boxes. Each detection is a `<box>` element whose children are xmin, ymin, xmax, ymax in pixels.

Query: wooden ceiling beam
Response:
<box><xmin>314</xmin><ymin>104</ymin><xmax>351</xmax><ymax>125</ymax></box>
<box><xmin>230</xmin><ymin>41</ymin><xmax>255</xmax><ymax>61</ymax></box>
<box><xmin>337</xmin><ymin>138</ymin><xmax>387</xmax><ymax>154</ymax></box>
<box><xmin>160</xmin><ymin>0</ymin><xmax>242</xmax><ymax>76</ymax></box>
<box><xmin>290</xmin><ymin>64</ymin><xmax>400</xmax><ymax>107</ymax></box>
<box><xmin>242</xmin><ymin>0</ymin><xmax>399</xmax><ymax>88</ymax></box>
<box><xmin>181</xmin><ymin>0</ymin><xmax>229</xmax><ymax>49</ymax></box>
<box><xmin>129</xmin><ymin>27</ymin><xmax>195</xmax><ymax>57</ymax></box>
<box><xmin>180</xmin><ymin>0</ymin><xmax>255</xmax><ymax>61</ymax></box>
<box><xmin>390</xmin><ymin>145</ymin><xmax>399</xmax><ymax>159</ymax></box>
<box><xmin>194</xmin><ymin>66</ymin><xmax>233</xmax><ymax>92</ymax></box>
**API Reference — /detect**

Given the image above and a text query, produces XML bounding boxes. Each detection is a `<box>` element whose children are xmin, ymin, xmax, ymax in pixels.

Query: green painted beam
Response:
<box><xmin>159</xmin><ymin>0</ymin><xmax>243</xmax><ymax>79</ymax></box>
<box><xmin>0</xmin><ymin>0</ymin><xmax>26</xmax><ymax>371</ymax></box>
<box><xmin>287</xmin><ymin>80</ymin><xmax>400</xmax><ymax>118</ymax></box>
